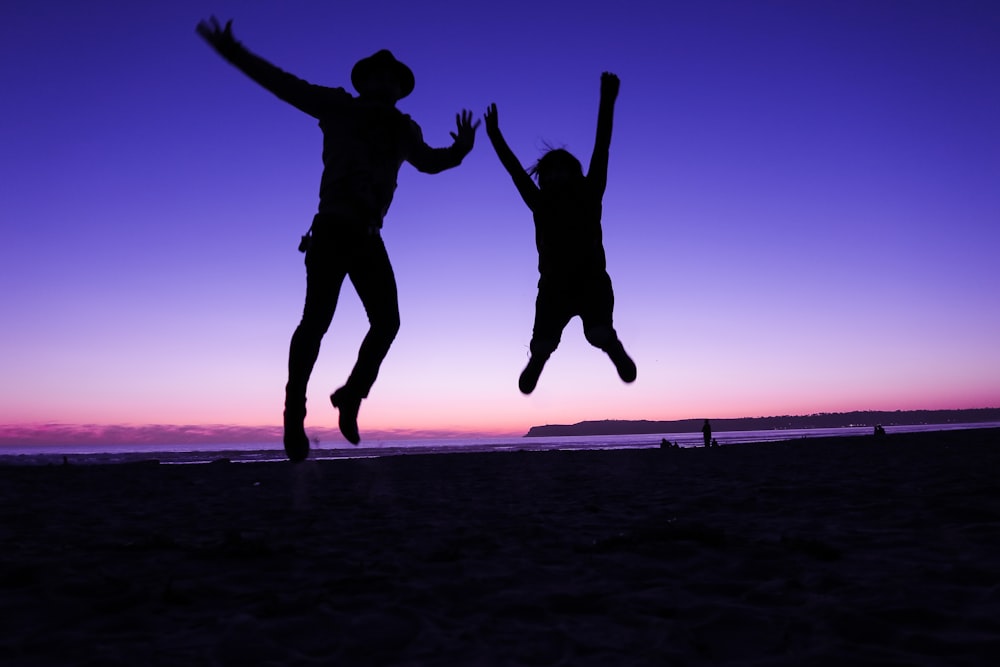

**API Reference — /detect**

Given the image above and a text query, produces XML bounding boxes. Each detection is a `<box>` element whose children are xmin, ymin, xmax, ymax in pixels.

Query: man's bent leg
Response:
<box><xmin>331</xmin><ymin>236</ymin><xmax>399</xmax><ymax>444</ymax></box>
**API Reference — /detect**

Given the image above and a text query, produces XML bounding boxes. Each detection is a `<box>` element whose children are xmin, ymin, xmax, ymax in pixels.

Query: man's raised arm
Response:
<box><xmin>407</xmin><ymin>110</ymin><xmax>480</xmax><ymax>174</ymax></box>
<box><xmin>196</xmin><ymin>17</ymin><xmax>342</xmax><ymax>118</ymax></box>
<box><xmin>587</xmin><ymin>72</ymin><xmax>619</xmax><ymax>196</ymax></box>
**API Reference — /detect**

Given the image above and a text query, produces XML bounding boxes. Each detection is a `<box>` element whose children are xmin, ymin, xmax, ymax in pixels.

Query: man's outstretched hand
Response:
<box><xmin>196</xmin><ymin>16</ymin><xmax>239</xmax><ymax>55</ymax></box>
<box><xmin>451</xmin><ymin>109</ymin><xmax>481</xmax><ymax>154</ymax></box>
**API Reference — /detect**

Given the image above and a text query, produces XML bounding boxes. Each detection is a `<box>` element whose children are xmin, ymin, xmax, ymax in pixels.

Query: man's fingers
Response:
<box><xmin>197</xmin><ymin>15</ymin><xmax>227</xmax><ymax>38</ymax></box>
<box><xmin>462</xmin><ymin>110</ymin><xmax>480</xmax><ymax>131</ymax></box>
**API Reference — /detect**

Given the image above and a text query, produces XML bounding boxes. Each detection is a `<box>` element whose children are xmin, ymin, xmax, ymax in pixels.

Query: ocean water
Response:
<box><xmin>2</xmin><ymin>422</ymin><xmax>998</xmax><ymax>466</ymax></box>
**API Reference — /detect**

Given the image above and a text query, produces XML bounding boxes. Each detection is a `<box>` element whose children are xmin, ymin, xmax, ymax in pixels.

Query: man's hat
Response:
<box><xmin>351</xmin><ymin>50</ymin><xmax>414</xmax><ymax>99</ymax></box>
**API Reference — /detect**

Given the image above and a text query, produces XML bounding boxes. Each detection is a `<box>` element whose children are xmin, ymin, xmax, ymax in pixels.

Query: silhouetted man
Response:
<box><xmin>197</xmin><ymin>18</ymin><xmax>479</xmax><ymax>461</ymax></box>
<box><xmin>702</xmin><ymin>419</ymin><xmax>712</xmax><ymax>447</ymax></box>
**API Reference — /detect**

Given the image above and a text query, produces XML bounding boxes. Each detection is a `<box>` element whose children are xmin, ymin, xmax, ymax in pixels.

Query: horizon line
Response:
<box><xmin>3</xmin><ymin>406</ymin><xmax>998</xmax><ymax>446</ymax></box>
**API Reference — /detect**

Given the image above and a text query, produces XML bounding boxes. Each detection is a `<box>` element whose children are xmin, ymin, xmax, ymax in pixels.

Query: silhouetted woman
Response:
<box><xmin>484</xmin><ymin>73</ymin><xmax>635</xmax><ymax>394</ymax></box>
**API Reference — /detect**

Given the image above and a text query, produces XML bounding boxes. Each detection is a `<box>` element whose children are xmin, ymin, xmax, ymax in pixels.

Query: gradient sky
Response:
<box><xmin>2</xmin><ymin>0</ymin><xmax>998</xmax><ymax>445</ymax></box>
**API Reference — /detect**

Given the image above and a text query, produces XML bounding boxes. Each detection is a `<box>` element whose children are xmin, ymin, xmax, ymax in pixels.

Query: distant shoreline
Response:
<box><xmin>524</xmin><ymin>407</ymin><xmax>1000</xmax><ymax>437</ymax></box>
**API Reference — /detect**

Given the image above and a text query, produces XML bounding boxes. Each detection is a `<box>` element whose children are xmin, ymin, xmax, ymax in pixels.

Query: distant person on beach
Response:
<box><xmin>702</xmin><ymin>419</ymin><xmax>712</xmax><ymax>447</ymax></box>
<box><xmin>484</xmin><ymin>73</ymin><xmax>636</xmax><ymax>394</ymax></box>
<box><xmin>197</xmin><ymin>18</ymin><xmax>479</xmax><ymax>461</ymax></box>
<box><xmin>874</xmin><ymin>424</ymin><xmax>886</xmax><ymax>438</ymax></box>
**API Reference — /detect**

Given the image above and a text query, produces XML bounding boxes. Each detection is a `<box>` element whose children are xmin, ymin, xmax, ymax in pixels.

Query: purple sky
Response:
<box><xmin>2</xmin><ymin>0</ymin><xmax>998</xmax><ymax>446</ymax></box>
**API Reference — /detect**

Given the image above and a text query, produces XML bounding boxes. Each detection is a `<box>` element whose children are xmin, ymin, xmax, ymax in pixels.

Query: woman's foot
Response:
<box><xmin>518</xmin><ymin>356</ymin><xmax>548</xmax><ymax>394</ymax></box>
<box><xmin>608</xmin><ymin>344</ymin><xmax>637</xmax><ymax>383</ymax></box>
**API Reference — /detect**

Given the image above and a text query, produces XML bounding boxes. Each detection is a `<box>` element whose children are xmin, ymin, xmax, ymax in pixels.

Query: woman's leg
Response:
<box><xmin>581</xmin><ymin>273</ymin><xmax>636</xmax><ymax>383</ymax></box>
<box><xmin>520</xmin><ymin>284</ymin><xmax>570</xmax><ymax>394</ymax></box>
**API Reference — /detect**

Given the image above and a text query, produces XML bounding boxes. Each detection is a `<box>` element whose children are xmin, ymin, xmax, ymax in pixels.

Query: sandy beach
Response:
<box><xmin>2</xmin><ymin>428</ymin><xmax>999</xmax><ymax>665</ymax></box>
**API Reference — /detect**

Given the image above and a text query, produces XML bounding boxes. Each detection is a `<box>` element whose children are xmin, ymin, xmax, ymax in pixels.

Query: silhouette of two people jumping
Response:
<box><xmin>198</xmin><ymin>17</ymin><xmax>636</xmax><ymax>461</ymax></box>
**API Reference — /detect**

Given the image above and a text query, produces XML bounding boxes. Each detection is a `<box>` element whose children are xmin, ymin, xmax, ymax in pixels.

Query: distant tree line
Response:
<box><xmin>524</xmin><ymin>408</ymin><xmax>1000</xmax><ymax>437</ymax></box>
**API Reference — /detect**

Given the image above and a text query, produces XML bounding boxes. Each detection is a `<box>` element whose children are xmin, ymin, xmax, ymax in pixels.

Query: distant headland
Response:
<box><xmin>524</xmin><ymin>408</ymin><xmax>1000</xmax><ymax>437</ymax></box>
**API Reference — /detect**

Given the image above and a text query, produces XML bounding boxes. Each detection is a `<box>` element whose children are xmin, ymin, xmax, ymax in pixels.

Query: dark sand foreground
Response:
<box><xmin>2</xmin><ymin>429</ymin><xmax>999</xmax><ymax>666</ymax></box>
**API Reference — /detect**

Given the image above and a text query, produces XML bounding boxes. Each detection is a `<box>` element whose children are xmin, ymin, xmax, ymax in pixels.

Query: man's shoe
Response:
<box><xmin>283</xmin><ymin>410</ymin><xmax>309</xmax><ymax>463</ymax></box>
<box><xmin>608</xmin><ymin>344</ymin><xmax>637</xmax><ymax>383</ymax></box>
<box><xmin>518</xmin><ymin>356</ymin><xmax>547</xmax><ymax>395</ymax></box>
<box><xmin>330</xmin><ymin>387</ymin><xmax>361</xmax><ymax>445</ymax></box>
